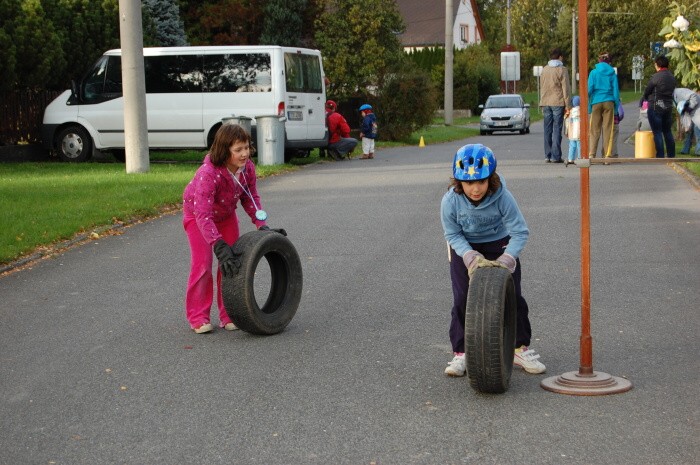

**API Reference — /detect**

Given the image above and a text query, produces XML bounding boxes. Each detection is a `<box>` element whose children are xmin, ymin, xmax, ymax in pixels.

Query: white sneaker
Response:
<box><xmin>193</xmin><ymin>323</ymin><xmax>213</xmax><ymax>334</ymax></box>
<box><xmin>444</xmin><ymin>354</ymin><xmax>466</xmax><ymax>377</ymax></box>
<box><xmin>223</xmin><ymin>322</ymin><xmax>239</xmax><ymax>331</ymax></box>
<box><xmin>514</xmin><ymin>346</ymin><xmax>546</xmax><ymax>374</ymax></box>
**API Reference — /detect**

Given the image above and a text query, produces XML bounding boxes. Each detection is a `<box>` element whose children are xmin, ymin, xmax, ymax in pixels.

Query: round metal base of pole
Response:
<box><xmin>541</xmin><ymin>371</ymin><xmax>632</xmax><ymax>396</ymax></box>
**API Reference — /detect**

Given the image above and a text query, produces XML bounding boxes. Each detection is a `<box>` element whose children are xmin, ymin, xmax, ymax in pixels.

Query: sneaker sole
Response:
<box><xmin>514</xmin><ymin>362</ymin><xmax>546</xmax><ymax>374</ymax></box>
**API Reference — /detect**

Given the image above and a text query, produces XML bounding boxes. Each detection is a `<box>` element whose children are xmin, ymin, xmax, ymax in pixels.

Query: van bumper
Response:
<box><xmin>41</xmin><ymin>124</ymin><xmax>59</xmax><ymax>150</ymax></box>
<box><xmin>285</xmin><ymin>136</ymin><xmax>329</xmax><ymax>150</ymax></box>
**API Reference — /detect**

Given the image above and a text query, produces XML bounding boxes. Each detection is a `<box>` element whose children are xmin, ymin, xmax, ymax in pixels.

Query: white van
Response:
<box><xmin>42</xmin><ymin>46</ymin><xmax>328</xmax><ymax>162</ymax></box>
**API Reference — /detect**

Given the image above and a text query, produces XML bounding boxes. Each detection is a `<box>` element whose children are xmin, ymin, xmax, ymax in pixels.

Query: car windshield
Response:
<box><xmin>485</xmin><ymin>97</ymin><xmax>521</xmax><ymax>109</ymax></box>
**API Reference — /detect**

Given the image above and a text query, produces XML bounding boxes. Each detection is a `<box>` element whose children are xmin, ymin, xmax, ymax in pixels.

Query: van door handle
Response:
<box><xmin>309</xmin><ymin>109</ymin><xmax>313</xmax><ymax>114</ymax></box>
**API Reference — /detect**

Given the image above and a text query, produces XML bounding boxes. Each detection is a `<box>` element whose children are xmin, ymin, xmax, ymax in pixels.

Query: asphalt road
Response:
<box><xmin>1</xmin><ymin>102</ymin><xmax>699</xmax><ymax>464</ymax></box>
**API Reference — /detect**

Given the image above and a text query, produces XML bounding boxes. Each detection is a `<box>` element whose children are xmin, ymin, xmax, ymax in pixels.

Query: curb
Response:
<box><xmin>671</xmin><ymin>162</ymin><xmax>700</xmax><ymax>191</ymax></box>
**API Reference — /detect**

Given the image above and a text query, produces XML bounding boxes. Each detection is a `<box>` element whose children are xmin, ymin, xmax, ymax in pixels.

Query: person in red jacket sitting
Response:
<box><xmin>325</xmin><ymin>100</ymin><xmax>357</xmax><ymax>160</ymax></box>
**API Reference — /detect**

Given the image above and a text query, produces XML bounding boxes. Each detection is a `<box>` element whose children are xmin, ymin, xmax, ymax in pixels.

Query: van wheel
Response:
<box><xmin>207</xmin><ymin>124</ymin><xmax>221</xmax><ymax>149</ymax></box>
<box><xmin>221</xmin><ymin>230</ymin><xmax>303</xmax><ymax>335</ymax></box>
<box><xmin>56</xmin><ymin>126</ymin><xmax>93</xmax><ymax>162</ymax></box>
<box><xmin>464</xmin><ymin>266</ymin><xmax>517</xmax><ymax>394</ymax></box>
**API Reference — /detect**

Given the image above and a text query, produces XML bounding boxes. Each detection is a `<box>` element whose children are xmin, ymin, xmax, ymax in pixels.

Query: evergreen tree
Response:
<box><xmin>259</xmin><ymin>0</ymin><xmax>306</xmax><ymax>46</ymax></box>
<box><xmin>143</xmin><ymin>0</ymin><xmax>188</xmax><ymax>46</ymax></box>
<box><xmin>12</xmin><ymin>0</ymin><xmax>65</xmax><ymax>89</ymax></box>
<box><xmin>0</xmin><ymin>0</ymin><xmax>20</xmax><ymax>90</ymax></box>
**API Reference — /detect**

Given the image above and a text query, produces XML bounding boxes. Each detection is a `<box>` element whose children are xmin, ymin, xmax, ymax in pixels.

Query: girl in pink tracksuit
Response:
<box><xmin>182</xmin><ymin>124</ymin><xmax>267</xmax><ymax>333</ymax></box>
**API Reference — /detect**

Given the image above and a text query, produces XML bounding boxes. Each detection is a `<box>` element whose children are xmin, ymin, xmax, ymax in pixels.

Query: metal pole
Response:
<box><xmin>119</xmin><ymin>0</ymin><xmax>149</xmax><ymax>173</ymax></box>
<box><xmin>571</xmin><ymin>13</ymin><xmax>577</xmax><ymax>93</ymax></box>
<box><xmin>540</xmin><ymin>0</ymin><xmax>632</xmax><ymax>396</ymax></box>
<box><xmin>444</xmin><ymin>0</ymin><xmax>454</xmax><ymax>126</ymax></box>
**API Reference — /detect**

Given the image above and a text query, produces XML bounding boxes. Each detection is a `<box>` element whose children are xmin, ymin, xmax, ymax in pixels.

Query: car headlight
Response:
<box><xmin>481</xmin><ymin>115</ymin><xmax>491</xmax><ymax>122</ymax></box>
<box><xmin>512</xmin><ymin>113</ymin><xmax>523</xmax><ymax>121</ymax></box>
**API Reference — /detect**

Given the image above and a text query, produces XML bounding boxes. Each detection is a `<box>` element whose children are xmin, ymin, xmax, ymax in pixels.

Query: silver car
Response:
<box><xmin>479</xmin><ymin>94</ymin><xmax>531</xmax><ymax>135</ymax></box>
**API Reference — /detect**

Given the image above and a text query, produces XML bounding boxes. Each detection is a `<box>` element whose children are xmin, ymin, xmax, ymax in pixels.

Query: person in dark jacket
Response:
<box><xmin>642</xmin><ymin>55</ymin><xmax>677</xmax><ymax>158</ymax></box>
<box><xmin>359</xmin><ymin>104</ymin><xmax>377</xmax><ymax>159</ymax></box>
<box><xmin>325</xmin><ymin>100</ymin><xmax>357</xmax><ymax>160</ymax></box>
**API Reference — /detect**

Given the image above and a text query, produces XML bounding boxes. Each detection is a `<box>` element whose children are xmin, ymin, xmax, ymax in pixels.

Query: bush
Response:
<box><xmin>376</xmin><ymin>65</ymin><xmax>438</xmax><ymax>141</ymax></box>
<box><xmin>431</xmin><ymin>44</ymin><xmax>501</xmax><ymax>113</ymax></box>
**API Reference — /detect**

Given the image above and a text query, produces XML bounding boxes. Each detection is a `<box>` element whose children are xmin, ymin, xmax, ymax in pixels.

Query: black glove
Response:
<box><xmin>258</xmin><ymin>225</ymin><xmax>287</xmax><ymax>236</ymax></box>
<box><xmin>213</xmin><ymin>239</ymin><xmax>241</xmax><ymax>278</ymax></box>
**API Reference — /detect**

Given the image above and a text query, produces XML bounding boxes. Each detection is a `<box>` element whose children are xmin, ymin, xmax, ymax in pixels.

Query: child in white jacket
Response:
<box><xmin>564</xmin><ymin>96</ymin><xmax>580</xmax><ymax>166</ymax></box>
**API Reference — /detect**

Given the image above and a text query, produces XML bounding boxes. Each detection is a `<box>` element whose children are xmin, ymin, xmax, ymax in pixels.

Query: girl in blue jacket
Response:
<box><xmin>440</xmin><ymin>144</ymin><xmax>545</xmax><ymax>376</ymax></box>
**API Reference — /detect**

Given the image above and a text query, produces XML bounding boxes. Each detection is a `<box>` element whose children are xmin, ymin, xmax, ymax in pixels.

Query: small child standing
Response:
<box><xmin>359</xmin><ymin>103</ymin><xmax>377</xmax><ymax>159</ymax></box>
<box><xmin>564</xmin><ymin>96</ymin><xmax>581</xmax><ymax>166</ymax></box>
<box><xmin>440</xmin><ymin>144</ymin><xmax>545</xmax><ymax>377</ymax></box>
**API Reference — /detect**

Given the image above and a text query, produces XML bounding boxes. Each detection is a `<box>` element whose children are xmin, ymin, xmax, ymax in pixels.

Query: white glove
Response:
<box><xmin>495</xmin><ymin>253</ymin><xmax>517</xmax><ymax>273</ymax></box>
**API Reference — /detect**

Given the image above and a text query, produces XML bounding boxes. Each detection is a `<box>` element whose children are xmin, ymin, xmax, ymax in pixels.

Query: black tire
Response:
<box><xmin>464</xmin><ymin>266</ymin><xmax>517</xmax><ymax>394</ymax></box>
<box><xmin>479</xmin><ymin>130</ymin><xmax>485</xmax><ymax>136</ymax></box>
<box><xmin>221</xmin><ymin>230</ymin><xmax>303</xmax><ymax>335</ymax></box>
<box><xmin>56</xmin><ymin>125</ymin><xmax>93</xmax><ymax>162</ymax></box>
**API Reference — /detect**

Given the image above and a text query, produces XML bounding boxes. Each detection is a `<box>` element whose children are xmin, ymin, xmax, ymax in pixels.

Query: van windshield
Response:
<box><xmin>82</xmin><ymin>56</ymin><xmax>122</xmax><ymax>103</ymax></box>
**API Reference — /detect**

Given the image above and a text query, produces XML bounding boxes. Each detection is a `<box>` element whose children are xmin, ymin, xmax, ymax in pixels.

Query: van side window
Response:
<box><xmin>284</xmin><ymin>53</ymin><xmax>323</xmax><ymax>94</ymax></box>
<box><xmin>204</xmin><ymin>53</ymin><xmax>271</xmax><ymax>92</ymax></box>
<box><xmin>144</xmin><ymin>55</ymin><xmax>202</xmax><ymax>93</ymax></box>
<box><xmin>82</xmin><ymin>56</ymin><xmax>123</xmax><ymax>103</ymax></box>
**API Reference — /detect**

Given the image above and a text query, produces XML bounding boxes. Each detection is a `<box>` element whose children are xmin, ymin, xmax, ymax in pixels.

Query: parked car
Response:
<box><xmin>478</xmin><ymin>94</ymin><xmax>530</xmax><ymax>135</ymax></box>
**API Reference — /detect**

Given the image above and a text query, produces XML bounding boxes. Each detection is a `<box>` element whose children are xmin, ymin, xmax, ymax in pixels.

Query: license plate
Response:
<box><xmin>495</xmin><ymin>121</ymin><xmax>509</xmax><ymax>127</ymax></box>
<box><xmin>287</xmin><ymin>110</ymin><xmax>303</xmax><ymax>121</ymax></box>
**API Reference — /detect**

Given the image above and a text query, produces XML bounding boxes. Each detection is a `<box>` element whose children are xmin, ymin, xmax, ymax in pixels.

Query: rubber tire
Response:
<box><xmin>221</xmin><ymin>230</ymin><xmax>303</xmax><ymax>335</ymax></box>
<box><xmin>56</xmin><ymin>125</ymin><xmax>93</xmax><ymax>162</ymax></box>
<box><xmin>464</xmin><ymin>266</ymin><xmax>517</xmax><ymax>394</ymax></box>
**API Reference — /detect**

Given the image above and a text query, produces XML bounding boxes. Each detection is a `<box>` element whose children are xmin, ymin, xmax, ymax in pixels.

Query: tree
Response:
<box><xmin>12</xmin><ymin>0</ymin><xmax>65</xmax><ymax>89</ymax></box>
<box><xmin>658</xmin><ymin>0</ymin><xmax>700</xmax><ymax>89</ymax></box>
<box><xmin>181</xmin><ymin>0</ymin><xmax>265</xmax><ymax>45</ymax></box>
<box><xmin>143</xmin><ymin>0</ymin><xmax>188</xmax><ymax>46</ymax></box>
<box><xmin>44</xmin><ymin>0</ymin><xmax>121</xmax><ymax>89</ymax></box>
<box><xmin>0</xmin><ymin>0</ymin><xmax>20</xmax><ymax>90</ymax></box>
<box><xmin>314</xmin><ymin>0</ymin><xmax>405</xmax><ymax>100</ymax></box>
<box><xmin>259</xmin><ymin>0</ymin><xmax>306</xmax><ymax>46</ymax></box>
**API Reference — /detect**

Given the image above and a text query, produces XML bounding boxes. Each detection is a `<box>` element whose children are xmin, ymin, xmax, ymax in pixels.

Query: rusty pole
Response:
<box><xmin>540</xmin><ymin>0</ymin><xmax>632</xmax><ymax>395</ymax></box>
<box><xmin>577</xmin><ymin>0</ymin><xmax>593</xmax><ymax>376</ymax></box>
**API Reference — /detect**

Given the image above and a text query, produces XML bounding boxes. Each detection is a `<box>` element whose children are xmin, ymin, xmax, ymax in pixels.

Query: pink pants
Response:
<box><xmin>183</xmin><ymin>214</ymin><xmax>239</xmax><ymax>328</ymax></box>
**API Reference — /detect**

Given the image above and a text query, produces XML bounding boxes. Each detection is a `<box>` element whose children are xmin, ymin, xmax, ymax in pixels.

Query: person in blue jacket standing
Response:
<box><xmin>440</xmin><ymin>144</ymin><xmax>546</xmax><ymax>377</ymax></box>
<box><xmin>587</xmin><ymin>52</ymin><xmax>620</xmax><ymax>159</ymax></box>
<box><xmin>359</xmin><ymin>103</ymin><xmax>377</xmax><ymax>159</ymax></box>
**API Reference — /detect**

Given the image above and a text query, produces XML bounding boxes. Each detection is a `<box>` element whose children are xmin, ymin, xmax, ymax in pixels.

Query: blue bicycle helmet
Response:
<box><xmin>359</xmin><ymin>104</ymin><xmax>372</xmax><ymax>111</ymax></box>
<box><xmin>453</xmin><ymin>144</ymin><xmax>497</xmax><ymax>181</ymax></box>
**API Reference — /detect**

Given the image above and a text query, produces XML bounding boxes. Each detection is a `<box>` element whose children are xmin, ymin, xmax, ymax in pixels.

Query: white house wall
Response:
<box><xmin>453</xmin><ymin>0</ymin><xmax>481</xmax><ymax>49</ymax></box>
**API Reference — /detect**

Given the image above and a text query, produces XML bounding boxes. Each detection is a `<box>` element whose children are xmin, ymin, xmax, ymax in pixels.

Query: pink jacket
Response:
<box><xmin>183</xmin><ymin>155</ymin><xmax>266</xmax><ymax>244</ymax></box>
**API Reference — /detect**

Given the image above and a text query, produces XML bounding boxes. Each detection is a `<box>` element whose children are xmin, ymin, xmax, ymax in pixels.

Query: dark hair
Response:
<box><xmin>449</xmin><ymin>173</ymin><xmax>502</xmax><ymax>200</ymax></box>
<box><xmin>550</xmin><ymin>48</ymin><xmax>563</xmax><ymax>60</ymax></box>
<box><xmin>655</xmin><ymin>55</ymin><xmax>669</xmax><ymax>68</ymax></box>
<box><xmin>209</xmin><ymin>124</ymin><xmax>254</xmax><ymax>166</ymax></box>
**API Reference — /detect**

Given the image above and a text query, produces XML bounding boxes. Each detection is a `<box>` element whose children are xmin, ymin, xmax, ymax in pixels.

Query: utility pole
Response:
<box><xmin>118</xmin><ymin>0</ymin><xmax>149</xmax><ymax>173</ymax></box>
<box><xmin>571</xmin><ymin>12</ymin><xmax>577</xmax><ymax>92</ymax></box>
<box><xmin>444</xmin><ymin>0</ymin><xmax>454</xmax><ymax>126</ymax></box>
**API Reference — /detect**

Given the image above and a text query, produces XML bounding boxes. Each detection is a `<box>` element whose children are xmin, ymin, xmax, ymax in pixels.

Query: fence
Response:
<box><xmin>0</xmin><ymin>90</ymin><xmax>63</xmax><ymax>145</ymax></box>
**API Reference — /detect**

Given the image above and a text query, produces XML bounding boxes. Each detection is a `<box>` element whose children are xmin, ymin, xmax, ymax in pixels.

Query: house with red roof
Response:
<box><xmin>395</xmin><ymin>0</ymin><xmax>485</xmax><ymax>51</ymax></box>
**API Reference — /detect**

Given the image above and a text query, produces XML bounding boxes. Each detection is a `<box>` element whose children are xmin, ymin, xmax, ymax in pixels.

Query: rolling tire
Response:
<box><xmin>464</xmin><ymin>266</ymin><xmax>516</xmax><ymax>394</ymax></box>
<box><xmin>56</xmin><ymin>125</ymin><xmax>93</xmax><ymax>162</ymax></box>
<box><xmin>221</xmin><ymin>230</ymin><xmax>303</xmax><ymax>335</ymax></box>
